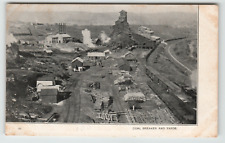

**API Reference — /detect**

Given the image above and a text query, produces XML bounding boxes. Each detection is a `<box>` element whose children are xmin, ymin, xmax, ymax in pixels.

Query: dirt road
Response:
<box><xmin>57</xmin><ymin>73</ymin><xmax>82</xmax><ymax>123</ymax></box>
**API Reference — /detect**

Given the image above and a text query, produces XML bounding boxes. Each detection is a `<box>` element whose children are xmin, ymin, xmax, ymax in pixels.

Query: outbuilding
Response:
<box><xmin>122</xmin><ymin>52</ymin><xmax>137</xmax><ymax>61</ymax></box>
<box><xmin>104</xmin><ymin>49</ymin><xmax>112</xmax><ymax>56</ymax></box>
<box><xmin>36</xmin><ymin>76</ymin><xmax>55</xmax><ymax>92</ymax></box>
<box><xmin>44</xmin><ymin>49</ymin><xmax>53</xmax><ymax>55</ymax></box>
<box><xmin>71</xmin><ymin>57</ymin><xmax>84</xmax><ymax>72</ymax></box>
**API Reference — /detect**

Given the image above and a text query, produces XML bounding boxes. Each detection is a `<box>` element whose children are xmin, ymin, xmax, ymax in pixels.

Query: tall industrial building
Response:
<box><xmin>59</xmin><ymin>23</ymin><xmax>66</xmax><ymax>34</ymax></box>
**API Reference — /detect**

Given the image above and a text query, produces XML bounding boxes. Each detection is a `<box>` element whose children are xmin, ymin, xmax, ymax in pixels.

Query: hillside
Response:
<box><xmin>8</xmin><ymin>11</ymin><xmax>197</xmax><ymax>28</ymax></box>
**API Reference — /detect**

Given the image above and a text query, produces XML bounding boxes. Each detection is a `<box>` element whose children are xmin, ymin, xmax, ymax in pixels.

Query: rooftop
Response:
<box><xmin>46</xmin><ymin>33</ymin><xmax>71</xmax><ymax>39</ymax></box>
<box><xmin>124</xmin><ymin>92</ymin><xmax>145</xmax><ymax>101</ymax></box>
<box><xmin>87</xmin><ymin>52</ymin><xmax>105</xmax><ymax>57</ymax></box>
<box><xmin>37</xmin><ymin>75</ymin><xmax>55</xmax><ymax>81</ymax></box>
<box><xmin>150</xmin><ymin>35</ymin><xmax>160</xmax><ymax>41</ymax></box>
<box><xmin>40</xmin><ymin>88</ymin><xmax>58</xmax><ymax>96</ymax></box>
<box><xmin>71</xmin><ymin>57</ymin><xmax>84</xmax><ymax>63</ymax></box>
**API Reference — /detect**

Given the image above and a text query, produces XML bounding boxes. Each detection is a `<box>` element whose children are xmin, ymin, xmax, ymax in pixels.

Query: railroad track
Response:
<box><xmin>126</xmin><ymin>109</ymin><xmax>135</xmax><ymax>123</ymax></box>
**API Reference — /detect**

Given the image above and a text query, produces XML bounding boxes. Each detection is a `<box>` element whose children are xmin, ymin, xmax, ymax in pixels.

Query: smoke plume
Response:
<box><xmin>82</xmin><ymin>29</ymin><xmax>95</xmax><ymax>48</ymax></box>
<box><xmin>100</xmin><ymin>31</ymin><xmax>111</xmax><ymax>44</ymax></box>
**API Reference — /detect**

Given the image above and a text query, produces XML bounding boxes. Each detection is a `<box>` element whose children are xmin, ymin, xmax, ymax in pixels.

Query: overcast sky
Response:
<box><xmin>6</xmin><ymin>4</ymin><xmax>198</xmax><ymax>25</ymax></box>
<box><xmin>7</xmin><ymin>4</ymin><xmax>198</xmax><ymax>15</ymax></box>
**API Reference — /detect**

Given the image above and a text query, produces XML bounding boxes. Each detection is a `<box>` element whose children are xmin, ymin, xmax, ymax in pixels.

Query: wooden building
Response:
<box><xmin>123</xmin><ymin>52</ymin><xmax>137</xmax><ymax>61</ymax></box>
<box><xmin>87</xmin><ymin>52</ymin><xmax>105</xmax><ymax>60</ymax></box>
<box><xmin>71</xmin><ymin>57</ymin><xmax>84</xmax><ymax>72</ymax></box>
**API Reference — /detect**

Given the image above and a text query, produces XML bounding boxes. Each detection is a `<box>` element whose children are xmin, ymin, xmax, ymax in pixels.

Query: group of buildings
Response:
<box><xmin>36</xmin><ymin>76</ymin><xmax>70</xmax><ymax>103</ymax></box>
<box><xmin>45</xmin><ymin>23</ymin><xmax>72</xmax><ymax>44</ymax></box>
<box><xmin>71</xmin><ymin>49</ymin><xmax>112</xmax><ymax>71</ymax></box>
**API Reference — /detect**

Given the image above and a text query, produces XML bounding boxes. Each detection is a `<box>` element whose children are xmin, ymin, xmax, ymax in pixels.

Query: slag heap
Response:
<box><xmin>110</xmin><ymin>10</ymin><xmax>134</xmax><ymax>48</ymax></box>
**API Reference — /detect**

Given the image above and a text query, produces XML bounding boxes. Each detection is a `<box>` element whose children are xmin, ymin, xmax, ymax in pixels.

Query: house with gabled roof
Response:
<box><xmin>122</xmin><ymin>51</ymin><xmax>137</xmax><ymax>61</ymax></box>
<box><xmin>71</xmin><ymin>57</ymin><xmax>84</xmax><ymax>72</ymax></box>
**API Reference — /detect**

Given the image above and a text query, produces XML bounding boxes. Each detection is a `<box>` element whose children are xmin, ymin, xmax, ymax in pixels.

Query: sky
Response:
<box><xmin>6</xmin><ymin>4</ymin><xmax>198</xmax><ymax>25</ymax></box>
<box><xmin>6</xmin><ymin>4</ymin><xmax>198</xmax><ymax>15</ymax></box>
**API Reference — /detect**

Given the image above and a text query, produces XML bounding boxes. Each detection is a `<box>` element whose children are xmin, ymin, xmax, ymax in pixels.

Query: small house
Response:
<box><xmin>44</xmin><ymin>49</ymin><xmax>53</xmax><ymax>55</ymax></box>
<box><xmin>36</xmin><ymin>76</ymin><xmax>55</xmax><ymax>92</ymax></box>
<box><xmin>123</xmin><ymin>52</ymin><xmax>136</xmax><ymax>61</ymax></box>
<box><xmin>104</xmin><ymin>49</ymin><xmax>112</xmax><ymax>56</ymax></box>
<box><xmin>36</xmin><ymin>76</ymin><xmax>61</xmax><ymax>92</ymax></box>
<box><xmin>71</xmin><ymin>57</ymin><xmax>84</xmax><ymax>72</ymax></box>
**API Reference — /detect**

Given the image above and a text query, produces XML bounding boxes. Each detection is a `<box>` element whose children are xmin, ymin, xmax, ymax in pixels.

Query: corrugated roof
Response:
<box><xmin>87</xmin><ymin>52</ymin><xmax>105</xmax><ymax>57</ymax></box>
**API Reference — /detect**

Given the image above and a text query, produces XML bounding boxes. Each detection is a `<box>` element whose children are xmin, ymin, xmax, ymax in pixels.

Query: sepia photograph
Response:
<box><xmin>5</xmin><ymin>4</ymin><xmax>199</xmax><ymax>125</ymax></box>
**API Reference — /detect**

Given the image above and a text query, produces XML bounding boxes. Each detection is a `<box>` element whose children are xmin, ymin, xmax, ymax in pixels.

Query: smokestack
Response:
<box><xmin>59</xmin><ymin>23</ymin><xmax>66</xmax><ymax>34</ymax></box>
<box><xmin>64</xmin><ymin>23</ymin><xmax>66</xmax><ymax>34</ymax></box>
<box><xmin>59</xmin><ymin>23</ymin><xmax>62</xmax><ymax>34</ymax></box>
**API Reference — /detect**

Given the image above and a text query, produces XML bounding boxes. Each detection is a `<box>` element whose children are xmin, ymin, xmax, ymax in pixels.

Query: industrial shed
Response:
<box><xmin>45</xmin><ymin>33</ymin><xmax>72</xmax><ymax>44</ymax></box>
<box><xmin>133</xmin><ymin>33</ymin><xmax>156</xmax><ymax>49</ymax></box>
<box><xmin>87</xmin><ymin>52</ymin><xmax>105</xmax><ymax>60</ymax></box>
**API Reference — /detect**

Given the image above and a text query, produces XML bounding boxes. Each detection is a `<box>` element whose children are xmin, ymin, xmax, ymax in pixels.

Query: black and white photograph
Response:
<box><xmin>6</xmin><ymin>4</ymin><xmax>198</xmax><ymax>125</ymax></box>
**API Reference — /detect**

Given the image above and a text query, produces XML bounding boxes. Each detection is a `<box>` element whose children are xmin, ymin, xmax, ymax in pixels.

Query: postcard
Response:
<box><xmin>5</xmin><ymin>4</ymin><xmax>218</xmax><ymax>137</ymax></box>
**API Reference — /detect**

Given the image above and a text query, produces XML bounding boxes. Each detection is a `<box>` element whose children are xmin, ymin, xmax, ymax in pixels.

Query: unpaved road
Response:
<box><xmin>57</xmin><ymin>73</ymin><xmax>83</xmax><ymax>123</ymax></box>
